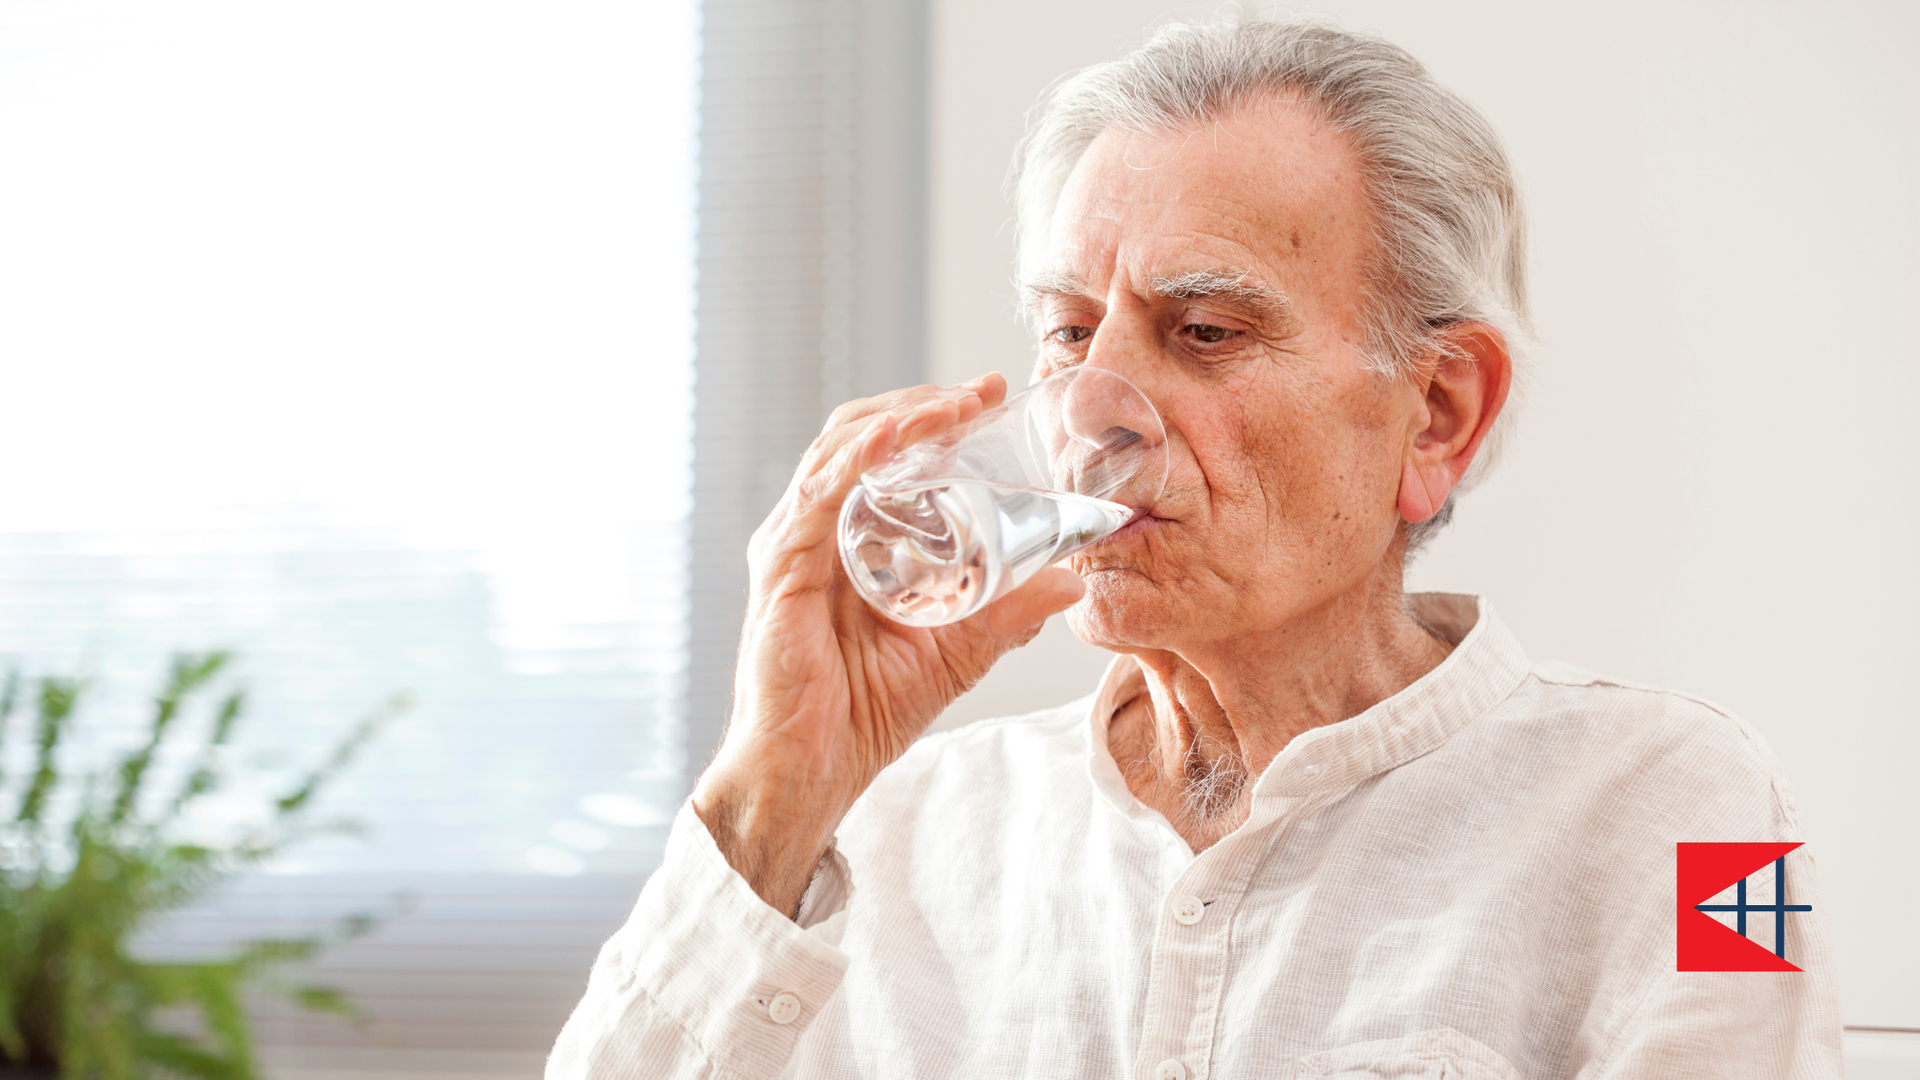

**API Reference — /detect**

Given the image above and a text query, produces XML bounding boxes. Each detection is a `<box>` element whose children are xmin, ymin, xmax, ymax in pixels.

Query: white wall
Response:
<box><xmin>927</xmin><ymin>0</ymin><xmax>1920</xmax><ymax>1029</ymax></box>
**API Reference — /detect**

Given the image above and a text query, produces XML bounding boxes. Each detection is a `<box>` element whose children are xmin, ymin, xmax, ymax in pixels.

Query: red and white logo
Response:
<box><xmin>1676</xmin><ymin>842</ymin><xmax>1810</xmax><ymax>972</ymax></box>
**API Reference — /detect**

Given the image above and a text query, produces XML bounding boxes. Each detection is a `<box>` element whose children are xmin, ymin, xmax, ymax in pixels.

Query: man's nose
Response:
<box><xmin>1042</xmin><ymin>364</ymin><xmax>1166</xmax><ymax>503</ymax></box>
<box><xmin>1059</xmin><ymin>367</ymin><xmax>1159</xmax><ymax>450</ymax></box>
<box><xmin>1069</xmin><ymin>311</ymin><xmax>1166</xmax><ymax>450</ymax></box>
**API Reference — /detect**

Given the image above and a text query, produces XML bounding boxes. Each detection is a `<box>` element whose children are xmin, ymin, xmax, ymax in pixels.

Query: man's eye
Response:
<box><xmin>1050</xmin><ymin>325</ymin><xmax>1093</xmax><ymax>345</ymax></box>
<box><xmin>1187</xmin><ymin>323</ymin><xmax>1232</xmax><ymax>344</ymax></box>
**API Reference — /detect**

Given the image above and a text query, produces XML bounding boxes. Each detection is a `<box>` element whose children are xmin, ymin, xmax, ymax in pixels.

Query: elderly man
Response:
<box><xmin>550</xmin><ymin>19</ymin><xmax>1841</xmax><ymax>1079</ymax></box>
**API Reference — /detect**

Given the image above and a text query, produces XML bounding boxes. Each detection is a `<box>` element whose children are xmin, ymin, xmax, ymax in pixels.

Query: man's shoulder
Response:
<box><xmin>1487</xmin><ymin>659</ymin><xmax>1801</xmax><ymax>832</ymax></box>
<box><xmin>1518</xmin><ymin>659</ymin><xmax>1769</xmax><ymax>753</ymax></box>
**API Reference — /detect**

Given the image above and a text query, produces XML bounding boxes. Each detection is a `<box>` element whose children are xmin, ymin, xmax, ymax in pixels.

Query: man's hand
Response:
<box><xmin>690</xmin><ymin>374</ymin><xmax>1086</xmax><ymax>917</ymax></box>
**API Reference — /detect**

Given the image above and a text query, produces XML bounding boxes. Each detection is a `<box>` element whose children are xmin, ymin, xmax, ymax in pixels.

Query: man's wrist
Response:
<box><xmin>690</xmin><ymin>753</ymin><xmax>855</xmax><ymax>919</ymax></box>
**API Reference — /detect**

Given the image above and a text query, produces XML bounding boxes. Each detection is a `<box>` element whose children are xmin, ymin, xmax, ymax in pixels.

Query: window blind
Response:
<box><xmin>687</xmin><ymin>0</ymin><xmax>930</xmax><ymax>771</ymax></box>
<box><xmin>0</xmin><ymin>0</ymin><xmax>927</xmax><ymax>1069</ymax></box>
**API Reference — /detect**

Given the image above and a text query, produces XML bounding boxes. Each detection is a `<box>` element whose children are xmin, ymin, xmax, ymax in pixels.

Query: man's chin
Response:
<box><xmin>1063</xmin><ymin>572</ymin><xmax>1177</xmax><ymax>652</ymax></box>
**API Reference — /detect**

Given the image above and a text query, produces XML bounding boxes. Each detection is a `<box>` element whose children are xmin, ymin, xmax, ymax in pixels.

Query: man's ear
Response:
<box><xmin>1397</xmin><ymin>323</ymin><xmax>1512</xmax><ymax>524</ymax></box>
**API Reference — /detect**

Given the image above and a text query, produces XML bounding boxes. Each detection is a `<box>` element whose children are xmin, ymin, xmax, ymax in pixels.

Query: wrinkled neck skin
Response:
<box><xmin>1105</xmin><ymin>548</ymin><xmax>1452</xmax><ymax>852</ymax></box>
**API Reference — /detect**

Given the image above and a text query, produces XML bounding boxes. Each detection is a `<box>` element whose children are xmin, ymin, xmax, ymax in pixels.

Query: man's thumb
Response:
<box><xmin>986</xmin><ymin>567</ymin><xmax>1086</xmax><ymax>644</ymax></box>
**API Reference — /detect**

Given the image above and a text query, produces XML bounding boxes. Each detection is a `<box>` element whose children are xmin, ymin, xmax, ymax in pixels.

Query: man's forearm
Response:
<box><xmin>691</xmin><ymin>755</ymin><xmax>853</xmax><ymax>918</ymax></box>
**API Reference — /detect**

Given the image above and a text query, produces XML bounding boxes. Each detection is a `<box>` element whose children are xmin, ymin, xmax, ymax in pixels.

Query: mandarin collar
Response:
<box><xmin>1084</xmin><ymin>593</ymin><xmax>1532</xmax><ymax>821</ymax></box>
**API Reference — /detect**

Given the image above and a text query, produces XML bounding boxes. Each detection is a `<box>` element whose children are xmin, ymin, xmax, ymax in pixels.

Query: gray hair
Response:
<box><xmin>1011</xmin><ymin>17</ymin><xmax>1532</xmax><ymax>549</ymax></box>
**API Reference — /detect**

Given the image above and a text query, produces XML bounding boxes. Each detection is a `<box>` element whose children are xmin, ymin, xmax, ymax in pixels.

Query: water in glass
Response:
<box><xmin>840</xmin><ymin>478</ymin><xmax>1130</xmax><ymax>627</ymax></box>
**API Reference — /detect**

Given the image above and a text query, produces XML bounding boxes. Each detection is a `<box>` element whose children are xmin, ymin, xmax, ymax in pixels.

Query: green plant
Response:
<box><xmin>0</xmin><ymin>653</ymin><xmax>407</xmax><ymax>1079</ymax></box>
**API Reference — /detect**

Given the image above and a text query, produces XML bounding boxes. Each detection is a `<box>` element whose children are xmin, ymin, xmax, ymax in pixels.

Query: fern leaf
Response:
<box><xmin>109</xmin><ymin>651</ymin><xmax>230</xmax><ymax>826</ymax></box>
<box><xmin>163</xmin><ymin>688</ymin><xmax>248</xmax><ymax>823</ymax></box>
<box><xmin>16</xmin><ymin>677</ymin><xmax>81</xmax><ymax>825</ymax></box>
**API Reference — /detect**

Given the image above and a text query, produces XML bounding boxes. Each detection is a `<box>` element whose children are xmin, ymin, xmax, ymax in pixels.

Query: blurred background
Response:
<box><xmin>0</xmin><ymin>0</ymin><xmax>1914</xmax><ymax>1077</ymax></box>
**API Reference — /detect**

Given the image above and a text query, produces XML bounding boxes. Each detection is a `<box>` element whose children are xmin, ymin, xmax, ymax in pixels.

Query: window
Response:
<box><xmin>1</xmin><ymin>0</ymin><xmax>697</xmax><ymax>1068</ymax></box>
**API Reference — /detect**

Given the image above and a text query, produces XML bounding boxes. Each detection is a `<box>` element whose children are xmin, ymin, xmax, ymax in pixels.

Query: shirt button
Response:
<box><xmin>1154</xmin><ymin>1059</ymin><xmax>1188</xmax><ymax>1080</ymax></box>
<box><xmin>1172</xmin><ymin>895</ymin><xmax>1205</xmax><ymax>925</ymax></box>
<box><xmin>767</xmin><ymin>991</ymin><xmax>802</xmax><ymax>1024</ymax></box>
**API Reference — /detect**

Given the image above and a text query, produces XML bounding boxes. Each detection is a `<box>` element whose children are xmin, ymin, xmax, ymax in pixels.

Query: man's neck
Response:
<box><xmin>1106</xmin><ymin>575</ymin><xmax>1453</xmax><ymax>852</ymax></box>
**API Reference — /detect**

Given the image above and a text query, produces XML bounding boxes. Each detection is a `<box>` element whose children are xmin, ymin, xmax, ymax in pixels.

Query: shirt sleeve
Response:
<box><xmin>544</xmin><ymin>802</ymin><xmax>853</xmax><ymax>1080</ymax></box>
<box><xmin>1589</xmin><ymin>778</ymin><xmax>1847</xmax><ymax>1078</ymax></box>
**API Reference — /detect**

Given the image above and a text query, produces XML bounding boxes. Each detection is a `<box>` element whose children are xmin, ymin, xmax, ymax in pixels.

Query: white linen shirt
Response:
<box><xmin>548</xmin><ymin>594</ymin><xmax>1843</xmax><ymax>1079</ymax></box>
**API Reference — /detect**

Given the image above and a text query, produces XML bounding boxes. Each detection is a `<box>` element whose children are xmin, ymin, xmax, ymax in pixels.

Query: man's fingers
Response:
<box><xmin>985</xmin><ymin>566</ymin><xmax>1087</xmax><ymax>636</ymax></box>
<box><xmin>751</xmin><ymin>372</ymin><xmax>1015</xmax><ymax>597</ymax></box>
<box><xmin>807</xmin><ymin>389</ymin><xmax>973</xmax><ymax>475</ymax></box>
<box><xmin>785</xmin><ymin>411</ymin><xmax>902</xmax><ymax>546</ymax></box>
<box><xmin>750</xmin><ymin>411</ymin><xmax>891</xmax><ymax>571</ymax></box>
<box><xmin>958</xmin><ymin>371</ymin><xmax>1008</xmax><ymax>411</ymax></box>
<box><xmin>795</xmin><ymin>374</ymin><xmax>1008</xmax><ymax>482</ymax></box>
<box><xmin>931</xmin><ymin>566</ymin><xmax>1086</xmax><ymax>684</ymax></box>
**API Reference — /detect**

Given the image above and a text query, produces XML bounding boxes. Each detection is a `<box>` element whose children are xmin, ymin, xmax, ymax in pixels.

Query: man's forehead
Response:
<box><xmin>1030</xmin><ymin>100</ymin><xmax>1369</xmax><ymax>303</ymax></box>
<box><xmin>1070</xmin><ymin>98</ymin><xmax>1361</xmax><ymax>211</ymax></box>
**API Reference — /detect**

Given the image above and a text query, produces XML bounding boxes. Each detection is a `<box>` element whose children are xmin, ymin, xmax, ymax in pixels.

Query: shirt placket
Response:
<box><xmin>1133</xmin><ymin>795</ymin><xmax>1305</xmax><ymax>1080</ymax></box>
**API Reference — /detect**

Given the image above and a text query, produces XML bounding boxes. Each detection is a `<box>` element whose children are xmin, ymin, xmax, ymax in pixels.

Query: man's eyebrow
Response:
<box><xmin>1149</xmin><ymin>269</ymin><xmax>1292</xmax><ymax>320</ymax></box>
<box><xmin>1018</xmin><ymin>269</ymin><xmax>1095</xmax><ymax>309</ymax></box>
<box><xmin>1017</xmin><ymin>267</ymin><xmax>1293</xmax><ymax>322</ymax></box>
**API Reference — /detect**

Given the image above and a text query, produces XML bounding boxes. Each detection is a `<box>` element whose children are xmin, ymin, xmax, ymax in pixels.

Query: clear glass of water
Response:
<box><xmin>837</xmin><ymin>367</ymin><xmax>1168</xmax><ymax>627</ymax></box>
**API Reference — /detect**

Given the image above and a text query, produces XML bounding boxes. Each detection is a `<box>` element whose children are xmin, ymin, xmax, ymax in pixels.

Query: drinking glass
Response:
<box><xmin>837</xmin><ymin>367</ymin><xmax>1168</xmax><ymax>627</ymax></box>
